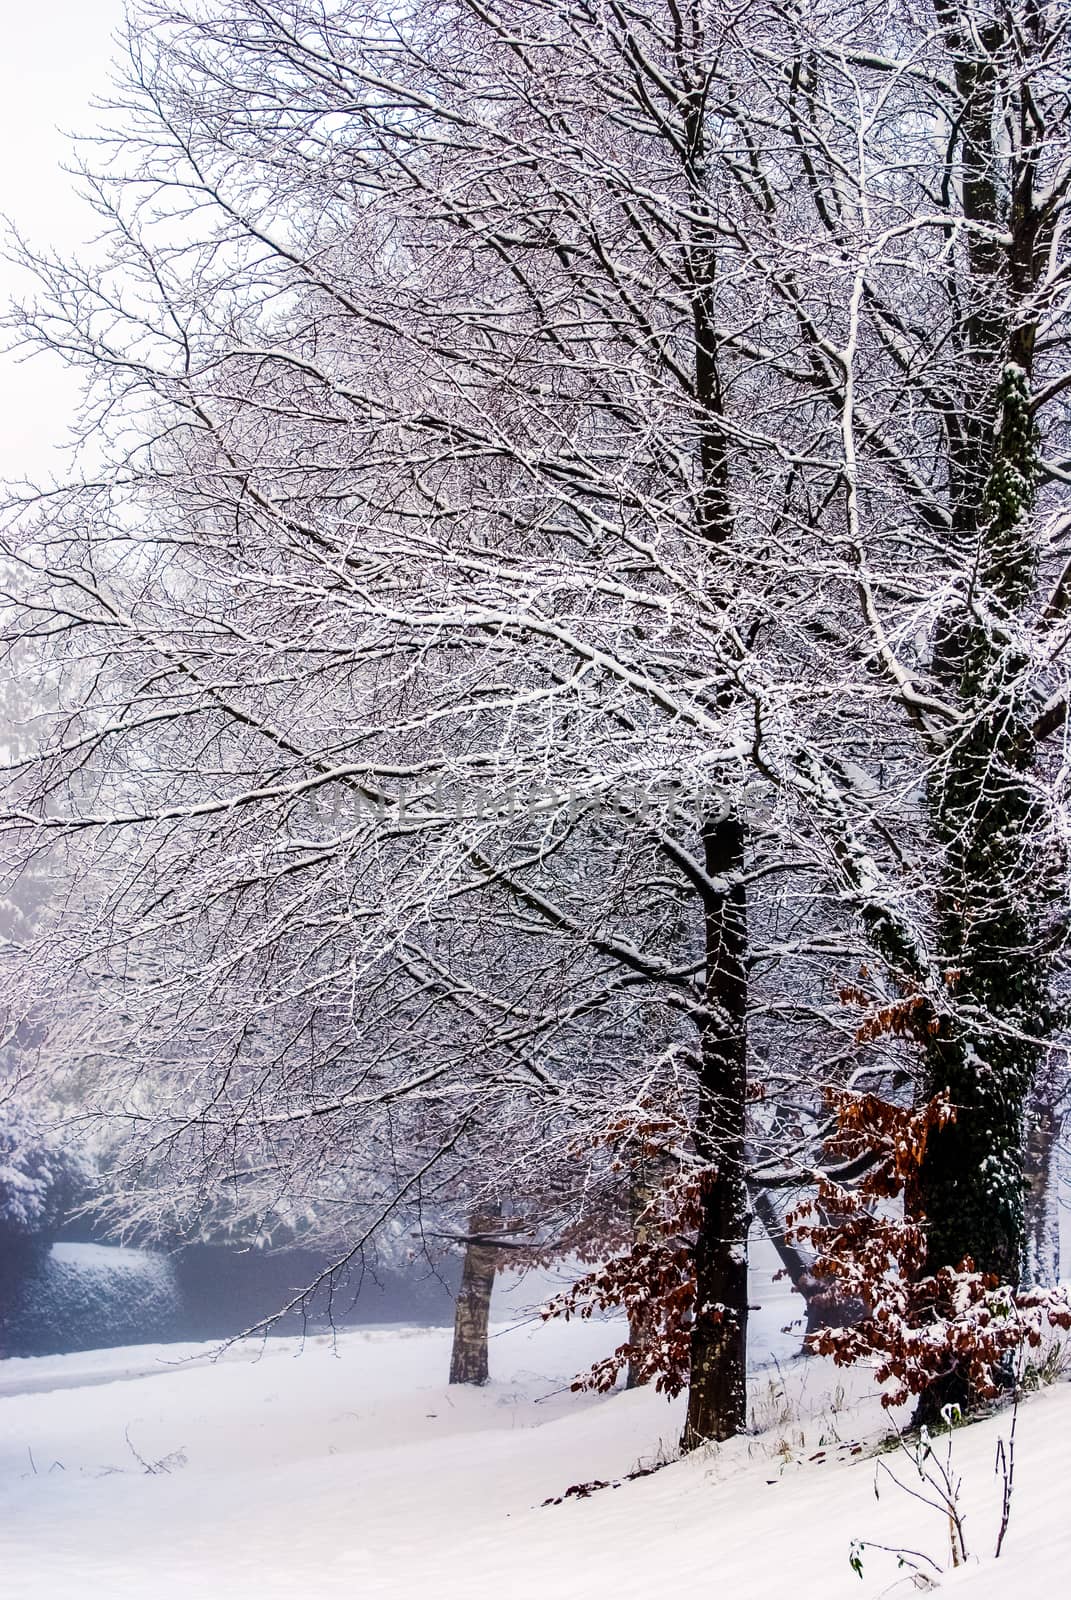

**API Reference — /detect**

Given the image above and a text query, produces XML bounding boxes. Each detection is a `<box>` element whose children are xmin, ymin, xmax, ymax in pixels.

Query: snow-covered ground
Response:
<box><xmin>1</xmin><ymin>1255</ymin><xmax>1067</xmax><ymax>1600</ymax></box>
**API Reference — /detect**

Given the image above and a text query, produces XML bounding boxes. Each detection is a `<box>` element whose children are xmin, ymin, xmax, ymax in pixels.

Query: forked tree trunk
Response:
<box><xmin>682</xmin><ymin>811</ymin><xmax>749</xmax><ymax>1448</ymax></box>
<box><xmin>448</xmin><ymin>1202</ymin><xmax>502</xmax><ymax>1386</ymax></box>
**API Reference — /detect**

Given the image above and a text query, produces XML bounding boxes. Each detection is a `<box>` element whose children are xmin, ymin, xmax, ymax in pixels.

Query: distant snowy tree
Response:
<box><xmin>0</xmin><ymin>1100</ymin><xmax>91</xmax><ymax>1257</ymax></box>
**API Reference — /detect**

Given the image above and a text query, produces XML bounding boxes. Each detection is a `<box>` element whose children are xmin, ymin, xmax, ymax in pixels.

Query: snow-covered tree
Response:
<box><xmin>0</xmin><ymin>0</ymin><xmax>1068</xmax><ymax>1437</ymax></box>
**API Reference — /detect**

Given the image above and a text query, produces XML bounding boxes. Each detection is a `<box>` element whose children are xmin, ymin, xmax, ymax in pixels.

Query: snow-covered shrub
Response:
<box><xmin>790</xmin><ymin>1094</ymin><xmax>1071</xmax><ymax>1410</ymax></box>
<box><xmin>0</xmin><ymin>1242</ymin><xmax>182</xmax><ymax>1357</ymax></box>
<box><xmin>0</xmin><ymin>1102</ymin><xmax>93</xmax><ymax>1260</ymax></box>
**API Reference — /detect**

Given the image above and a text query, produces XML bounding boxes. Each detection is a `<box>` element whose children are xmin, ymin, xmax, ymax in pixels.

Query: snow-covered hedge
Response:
<box><xmin>0</xmin><ymin>1242</ymin><xmax>182</xmax><ymax>1358</ymax></box>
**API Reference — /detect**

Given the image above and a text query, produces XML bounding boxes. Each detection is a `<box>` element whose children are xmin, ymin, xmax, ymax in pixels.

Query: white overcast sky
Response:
<box><xmin>0</xmin><ymin>0</ymin><xmax>127</xmax><ymax>488</ymax></box>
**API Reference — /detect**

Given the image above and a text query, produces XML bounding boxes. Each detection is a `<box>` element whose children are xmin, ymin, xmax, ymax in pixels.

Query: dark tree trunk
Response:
<box><xmin>682</xmin><ymin>811</ymin><xmax>749</xmax><ymax>1448</ymax></box>
<box><xmin>448</xmin><ymin>1202</ymin><xmax>501</xmax><ymax>1386</ymax></box>
<box><xmin>675</xmin><ymin>61</ymin><xmax>751</xmax><ymax>1449</ymax></box>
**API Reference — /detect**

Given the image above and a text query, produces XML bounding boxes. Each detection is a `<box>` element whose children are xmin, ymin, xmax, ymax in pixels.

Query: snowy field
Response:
<box><xmin>1</xmin><ymin>1252</ymin><xmax>1068</xmax><ymax>1600</ymax></box>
